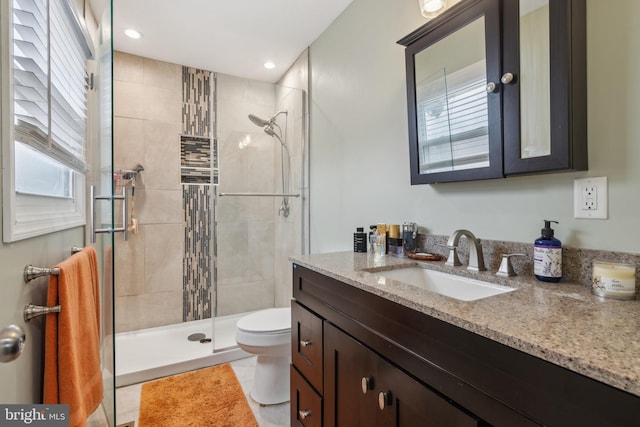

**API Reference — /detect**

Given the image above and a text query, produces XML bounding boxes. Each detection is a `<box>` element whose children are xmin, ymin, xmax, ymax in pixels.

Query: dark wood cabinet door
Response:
<box><xmin>325</xmin><ymin>322</ymin><xmax>480</xmax><ymax>427</ymax></box>
<box><xmin>324</xmin><ymin>322</ymin><xmax>377</xmax><ymax>427</ymax></box>
<box><xmin>375</xmin><ymin>357</ymin><xmax>479</xmax><ymax>427</ymax></box>
<box><xmin>502</xmin><ymin>0</ymin><xmax>587</xmax><ymax>175</ymax></box>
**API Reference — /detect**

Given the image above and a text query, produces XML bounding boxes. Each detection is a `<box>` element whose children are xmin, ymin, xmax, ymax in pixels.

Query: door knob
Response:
<box><xmin>300</xmin><ymin>339</ymin><xmax>312</xmax><ymax>347</ymax></box>
<box><xmin>0</xmin><ymin>324</ymin><xmax>26</xmax><ymax>363</ymax></box>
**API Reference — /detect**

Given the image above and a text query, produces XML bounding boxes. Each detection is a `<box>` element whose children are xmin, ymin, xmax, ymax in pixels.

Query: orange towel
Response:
<box><xmin>43</xmin><ymin>247</ymin><xmax>103</xmax><ymax>427</ymax></box>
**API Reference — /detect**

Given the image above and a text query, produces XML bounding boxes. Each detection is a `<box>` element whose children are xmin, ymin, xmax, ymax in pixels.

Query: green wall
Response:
<box><xmin>309</xmin><ymin>0</ymin><xmax>640</xmax><ymax>254</ymax></box>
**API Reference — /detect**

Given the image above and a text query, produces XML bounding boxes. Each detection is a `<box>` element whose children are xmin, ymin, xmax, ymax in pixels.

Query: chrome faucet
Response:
<box><xmin>445</xmin><ymin>230</ymin><xmax>486</xmax><ymax>271</ymax></box>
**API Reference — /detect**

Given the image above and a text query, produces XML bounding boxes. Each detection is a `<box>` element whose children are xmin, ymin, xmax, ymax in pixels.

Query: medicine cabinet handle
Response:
<box><xmin>501</xmin><ymin>72</ymin><xmax>515</xmax><ymax>84</ymax></box>
<box><xmin>300</xmin><ymin>339</ymin><xmax>312</xmax><ymax>348</ymax></box>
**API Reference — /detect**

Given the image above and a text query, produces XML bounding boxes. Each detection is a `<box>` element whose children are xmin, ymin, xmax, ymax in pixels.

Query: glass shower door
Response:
<box><xmin>213</xmin><ymin>82</ymin><xmax>307</xmax><ymax>343</ymax></box>
<box><xmin>90</xmin><ymin>1</ymin><xmax>116</xmax><ymax>424</ymax></box>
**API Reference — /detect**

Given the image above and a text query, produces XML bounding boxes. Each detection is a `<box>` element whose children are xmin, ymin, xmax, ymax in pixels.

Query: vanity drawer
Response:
<box><xmin>291</xmin><ymin>365</ymin><xmax>322</xmax><ymax>427</ymax></box>
<box><xmin>292</xmin><ymin>301</ymin><xmax>324</xmax><ymax>393</ymax></box>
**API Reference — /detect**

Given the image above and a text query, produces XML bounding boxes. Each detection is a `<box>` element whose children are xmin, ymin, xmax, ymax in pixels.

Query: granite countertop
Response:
<box><xmin>290</xmin><ymin>251</ymin><xmax>640</xmax><ymax>398</ymax></box>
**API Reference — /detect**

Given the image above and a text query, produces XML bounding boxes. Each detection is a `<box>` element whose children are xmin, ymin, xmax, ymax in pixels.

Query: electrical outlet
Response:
<box><xmin>574</xmin><ymin>177</ymin><xmax>608</xmax><ymax>219</ymax></box>
<box><xmin>582</xmin><ymin>186</ymin><xmax>597</xmax><ymax>210</ymax></box>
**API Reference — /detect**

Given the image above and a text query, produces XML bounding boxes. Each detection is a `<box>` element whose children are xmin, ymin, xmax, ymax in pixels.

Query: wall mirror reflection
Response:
<box><xmin>414</xmin><ymin>16</ymin><xmax>488</xmax><ymax>174</ymax></box>
<box><xmin>519</xmin><ymin>0</ymin><xmax>551</xmax><ymax>159</ymax></box>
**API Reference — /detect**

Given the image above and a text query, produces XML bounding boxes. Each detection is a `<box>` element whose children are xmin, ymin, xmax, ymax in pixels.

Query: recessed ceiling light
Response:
<box><xmin>124</xmin><ymin>29</ymin><xmax>142</xmax><ymax>39</ymax></box>
<box><xmin>264</xmin><ymin>61</ymin><xmax>275</xmax><ymax>70</ymax></box>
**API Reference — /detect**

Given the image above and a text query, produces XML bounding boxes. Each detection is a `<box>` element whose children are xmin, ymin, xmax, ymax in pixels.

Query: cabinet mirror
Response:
<box><xmin>399</xmin><ymin>0</ymin><xmax>587</xmax><ymax>184</ymax></box>
<box><xmin>400</xmin><ymin>0</ymin><xmax>502</xmax><ymax>184</ymax></box>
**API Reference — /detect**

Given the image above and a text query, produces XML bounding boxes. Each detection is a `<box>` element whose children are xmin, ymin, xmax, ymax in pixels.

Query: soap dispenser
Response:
<box><xmin>534</xmin><ymin>220</ymin><xmax>562</xmax><ymax>283</ymax></box>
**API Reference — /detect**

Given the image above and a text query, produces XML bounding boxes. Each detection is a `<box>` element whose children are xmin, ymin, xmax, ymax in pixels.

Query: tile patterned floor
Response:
<box><xmin>115</xmin><ymin>356</ymin><xmax>290</xmax><ymax>427</ymax></box>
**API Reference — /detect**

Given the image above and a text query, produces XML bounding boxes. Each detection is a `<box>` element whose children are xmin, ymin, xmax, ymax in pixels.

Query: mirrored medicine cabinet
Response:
<box><xmin>398</xmin><ymin>0</ymin><xmax>587</xmax><ymax>184</ymax></box>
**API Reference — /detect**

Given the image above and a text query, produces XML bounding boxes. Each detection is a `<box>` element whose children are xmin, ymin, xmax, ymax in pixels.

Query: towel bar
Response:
<box><xmin>24</xmin><ymin>304</ymin><xmax>61</xmax><ymax>322</ymax></box>
<box><xmin>23</xmin><ymin>265</ymin><xmax>61</xmax><ymax>283</ymax></box>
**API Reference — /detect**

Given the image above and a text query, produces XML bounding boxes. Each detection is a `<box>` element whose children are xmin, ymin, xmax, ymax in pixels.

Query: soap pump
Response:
<box><xmin>534</xmin><ymin>220</ymin><xmax>562</xmax><ymax>283</ymax></box>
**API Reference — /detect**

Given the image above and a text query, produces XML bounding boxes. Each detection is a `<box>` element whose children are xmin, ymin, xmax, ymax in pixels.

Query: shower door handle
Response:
<box><xmin>90</xmin><ymin>185</ymin><xmax>129</xmax><ymax>243</ymax></box>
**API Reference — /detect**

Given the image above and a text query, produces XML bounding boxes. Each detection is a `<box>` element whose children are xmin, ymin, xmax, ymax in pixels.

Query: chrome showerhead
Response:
<box><xmin>248</xmin><ymin>114</ymin><xmax>271</xmax><ymax>127</ymax></box>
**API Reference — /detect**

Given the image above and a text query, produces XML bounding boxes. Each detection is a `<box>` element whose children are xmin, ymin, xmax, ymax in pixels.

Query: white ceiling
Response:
<box><xmin>93</xmin><ymin>0</ymin><xmax>353</xmax><ymax>83</ymax></box>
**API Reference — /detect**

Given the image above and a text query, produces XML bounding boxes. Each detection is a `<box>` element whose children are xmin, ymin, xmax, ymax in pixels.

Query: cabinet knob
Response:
<box><xmin>501</xmin><ymin>72</ymin><xmax>515</xmax><ymax>84</ymax></box>
<box><xmin>299</xmin><ymin>409</ymin><xmax>312</xmax><ymax>419</ymax></box>
<box><xmin>485</xmin><ymin>82</ymin><xmax>498</xmax><ymax>93</ymax></box>
<box><xmin>378</xmin><ymin>391</ymin><xmax>391</xmax><ymax>410</ymax></box>
<box><xmin>300</xmin><ymin>339</ymin><xmax>312</xmax><ymax>347</ymax></box>
<box><xmin>361</xmin><ymin>376</ymin><xmax>373</xmax><ymax>394</ymax></box>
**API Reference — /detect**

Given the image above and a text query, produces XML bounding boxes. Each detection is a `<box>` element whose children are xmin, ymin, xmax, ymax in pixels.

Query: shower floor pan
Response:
<box><xmin>115</xmin><ymin>312</ymin><xmax>251</xmax><ymax>387</ymax></box>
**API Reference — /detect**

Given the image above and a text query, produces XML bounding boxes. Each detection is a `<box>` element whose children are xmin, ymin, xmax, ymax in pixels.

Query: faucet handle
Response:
<box><xmin>496</xmin><ymin>253</ymin><xmax>525</xmax><ymax>277</ymax></box>
<box><xmin>439</xmin><ymin>244</ymin><xmax>461</xmax><ymax>267</ymax></box>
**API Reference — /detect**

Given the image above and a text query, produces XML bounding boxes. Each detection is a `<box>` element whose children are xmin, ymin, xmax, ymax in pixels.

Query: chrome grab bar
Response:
<box><xmin>23</xmin><ymin>304</ymin><xmax>61</xmax><ymax>322</ymax></box>
<box><xmin>90</xmin><ymin>185</ymin><xmax>128</xmax><ymax>243</ymax></box>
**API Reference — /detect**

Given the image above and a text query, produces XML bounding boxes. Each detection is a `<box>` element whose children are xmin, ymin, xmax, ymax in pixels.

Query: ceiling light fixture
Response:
<box><xmin>418</xmin><ymin>0</ymin><xmax>448</xmax><ymax>18</ymax></box>
<box><xmin>124</xmin><ymin>29</ymin><xmax>142</xmax><ymax>39</ymax></box>
<box><xmin>264</xmin><ymin>61</ymin><xmax>275</xmax><ymax>70</ymax></box>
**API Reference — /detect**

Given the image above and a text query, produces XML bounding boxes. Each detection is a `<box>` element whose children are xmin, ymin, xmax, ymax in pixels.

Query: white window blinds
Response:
<box><xmin>12</xmin><ymin>0</ymin><xmax>93</xmax><ymax>173</ymax></box>
<box><xmin>416</xmin><ymin>60</ymin><xmax>489</xmax><ymax>173</ymax></box>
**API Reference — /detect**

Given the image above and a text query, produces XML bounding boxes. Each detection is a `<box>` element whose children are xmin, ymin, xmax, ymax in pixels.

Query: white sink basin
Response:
<box><xmin>374</xmin><ymin>267</ymin><xmax>515</xmax><ymax>301</ymax></box>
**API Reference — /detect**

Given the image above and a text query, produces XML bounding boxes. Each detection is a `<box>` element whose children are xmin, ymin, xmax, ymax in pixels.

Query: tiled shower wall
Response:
<box><xmin>113</xmin><ymin>53</ymin><xmax>216</xmax><ymax>331</ymax></box>
<box><xmin>113</xmin><ymin>51</ymin><xmax>307</xmax><ymax>331</ymax></box>
<box><xmin>114</xmin><ymin>52</ymin><xmax>184</xmax><ymax>332</ymax></box>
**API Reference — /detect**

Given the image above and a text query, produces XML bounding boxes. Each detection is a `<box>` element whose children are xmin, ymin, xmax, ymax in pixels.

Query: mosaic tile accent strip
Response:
<box><xmin>180</xmin><ymin>135</ymin><xmax>212</xmax><ymax>184</ymax></box>
<box><xmin>182</xmin><ymin>67</ymin><xmax>211</xmax><ymax>137</ymax></box>
<box><xmin>182</xmin><ymin>185</ymin><xmax>212</xmax><ymax>321</ymax></box>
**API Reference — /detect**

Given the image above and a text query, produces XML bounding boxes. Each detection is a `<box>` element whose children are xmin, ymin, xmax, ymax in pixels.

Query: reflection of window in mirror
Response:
<box><xmin>414</xmin><ymin>17</ymin><xmax>488</xmax><ymax>175</ymax></box>
<box><xmin>519</xmin><ymin>0</ymin><xmax>550</xmax><ymax>158</ymax></box>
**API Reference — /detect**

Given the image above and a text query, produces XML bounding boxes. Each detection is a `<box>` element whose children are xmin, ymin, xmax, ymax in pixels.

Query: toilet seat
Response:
<box><xmin>235</xmin><ymin>307</ymin><xmax>291</xmax><ymax>348</ymax></box>
<box><xmin>237</xmin><ymin>307</ymin><xmax>290</xmax><ymax>334</ymax></box>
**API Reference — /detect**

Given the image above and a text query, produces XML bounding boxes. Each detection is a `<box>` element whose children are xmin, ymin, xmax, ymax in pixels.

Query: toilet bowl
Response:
<box><xmin>235</xmin><ymin>307</ymin><xmax>291</xmax><ymax>405</ymax></box>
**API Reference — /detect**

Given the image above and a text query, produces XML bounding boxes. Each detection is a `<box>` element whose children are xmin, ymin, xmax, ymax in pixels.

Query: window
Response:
<box><xmin>416</xmin><ymin>60</ymin><xmax>489</xmax><ymax>173</ymax></box>
<box><xmin>2</xmin><ymin>0</ymin><xmax>93</xmax><ymax>241</ymax></box>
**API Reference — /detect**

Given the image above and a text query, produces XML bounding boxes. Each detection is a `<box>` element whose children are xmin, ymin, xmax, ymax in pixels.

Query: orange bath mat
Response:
<box><xmin>138</xmin><ymin>364</ymin><xmax>257</xmax><ymax>427</ymax></box>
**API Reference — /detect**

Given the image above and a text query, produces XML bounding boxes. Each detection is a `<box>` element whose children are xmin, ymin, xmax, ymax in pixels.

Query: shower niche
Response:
<box><xmin>180</xmin><ymin>136</ymin><xmax>219</xmax><ymax>185</ymax></box>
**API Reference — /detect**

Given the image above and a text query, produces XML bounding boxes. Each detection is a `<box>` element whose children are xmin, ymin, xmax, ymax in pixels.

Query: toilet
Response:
<box><xmin>235</xmin><ymin>307</ymin><xmax>291</xmax><ymax>405</ymax></box>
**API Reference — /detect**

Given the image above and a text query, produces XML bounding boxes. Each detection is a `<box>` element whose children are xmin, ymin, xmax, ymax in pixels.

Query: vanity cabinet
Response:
<box><xmin>398</xmin><ymin>0</ymin><xmax>587</xmax><ymax>184</ymax></box>
<box><xmin>291</xmin><ymin>263</ymin><xmax>640</xmax><ymax>427</ymax></box>
<box><xmin>324</xmin><ymin>322</ymin><xmax>479</xmax><ymax>426</ymax></box>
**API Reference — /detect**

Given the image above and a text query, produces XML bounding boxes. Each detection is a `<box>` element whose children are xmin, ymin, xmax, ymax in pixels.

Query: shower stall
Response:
<box><xmin>113</xmin><ymin>59</ymin><xmax>308</xmax><ymax>386</ymax></box>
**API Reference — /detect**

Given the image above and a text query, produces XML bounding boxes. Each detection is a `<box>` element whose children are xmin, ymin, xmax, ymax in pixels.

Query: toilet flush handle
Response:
<box><xmin>300</xmin><ymin>339</ymin><xmax>312</xmax><ymax>347</ymax></box>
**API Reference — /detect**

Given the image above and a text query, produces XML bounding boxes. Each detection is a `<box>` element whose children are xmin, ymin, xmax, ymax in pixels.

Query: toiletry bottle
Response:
<box><xmin>534</xmin><ymin>220</ymin><xmax>562</xmax><ymax>283</ymax></box>
<box><xmin>388</xmin><ymin>224</ymin><xmax>403</xmax><ymax>257</ymax></box>
<box><xmin>368</xmin><ymin>225</ymin><xmax>377</xmax><ymax>253</ymax></box>
<box><xmin>353</xmin><ymin>227</ymin><xmax>367</xmax><ymax>253</ymax></box>
<box><xmin>377</xmin><ymin>223</ymin><xmax>388</xmax><ymax>254</ymax></box>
